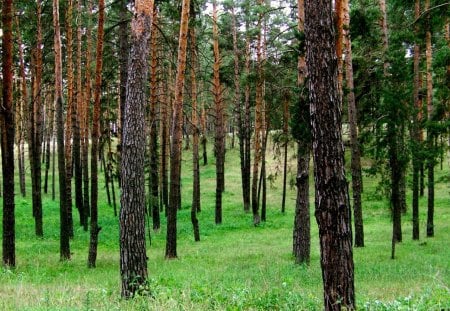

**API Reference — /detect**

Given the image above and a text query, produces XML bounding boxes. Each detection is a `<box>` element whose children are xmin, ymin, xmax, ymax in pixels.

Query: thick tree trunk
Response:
<box><xmin>166</xmin><ymin>0</ymin><xmax>191</xmax><ymax>258</ymax></box>
<box><xmin>120</xmin><ymin>0</ymin><xmax>153</xmax><ymax>298</ymax></box>
<box><xmin>213</xmin><ymin>0</ymin><xmax>225</xmax><ymax>225</ymax></box>
<box><xmin>305</xmin><ymin>0</ymin><xmax>355</xmax><ymax>309</ymax></box>
<box><xmin>88</xmin><ymin>0</ymin><xmax>106</xmax><ymax>268</ymax></box>
<box><xmin>342</xmin><ymin>0</ymin><xmax>364</xmax><ymax>247</ymax></box>
<box><xmin>1</xmin><ymin>0</ymin><xmax>16</xmax><ymax>267</ymax></box>
<box><xmin>53</xmin><ymin>0</ymin><xmax>71</xmax><ymax>261</ymax></box>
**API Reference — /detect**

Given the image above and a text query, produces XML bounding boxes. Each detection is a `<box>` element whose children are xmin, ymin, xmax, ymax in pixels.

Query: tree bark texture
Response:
<box><xmin>88</xmin><ymin>0</ymin><xmax>106</xmax><ymax>268</ymax></box>
<box><xmin>53</xmin><ymin>0</ymin><xmax>71</xmax><ymax>261</ymax></box>
<box><xmin>74</xmin><ymin>0</ymin><xmax>84</xmax><ymax>229</ymax></box>
<box><xmin>292</xmin><ymin>0</ymin><xmax>311</xmax><ymax>265</ymax></box>
<box><xmin>213</xmin><ymin>0</ymin><xmax>225</xmax><ymax>225</ymax></box>
<box><xmin>120</xmin><ymin>0</ymin><xmax>153</xmax><ymax>298</ymax></box>
<box><xmin>167</xmin><ymin>0</ymin><xmax>191</xmax><ymax>258</ymax></box>
<box><xmin>411</xmin><ymin>0</ymin><xmax>422</xmax><ymax>241</ymax></box>
<box><xmin>305</xmin><ymin>0</ymin><xmax>355</xmax><ymax>309</ymax></box>
<box><xmin>342</xmin><ymin>0</ymin><xmax>364</xmax><ymax>247</ymax></box>
<box><xmin>149</xmin><ymin>9</ymin><xmax>160</xmax><ymax>231</ymax></box>
<box><xmin>190</xmin><ymin>22</ymin><xmax>201</xmax><ymax>241</ymax></box>
<box><xmin>1</xmin><ymin>0</ymin><xmax>16</xmax><ymax>267</ymax></box>
<box><xmin>65</xmin><ymin>0</ymin><xmax>75</xmax><ymax>239</ymax></box>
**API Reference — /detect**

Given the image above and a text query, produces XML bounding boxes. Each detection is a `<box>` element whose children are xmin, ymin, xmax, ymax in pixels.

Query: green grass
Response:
<box><xmin>1</xmin><ymin>139</ymin><xmax>449</xmax><ymax>310</ymax></box>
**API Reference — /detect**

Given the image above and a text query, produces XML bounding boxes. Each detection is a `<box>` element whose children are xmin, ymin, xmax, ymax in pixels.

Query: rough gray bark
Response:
<box><xmin>120</xmin><ymin>0</ymin><xmax>153</xmax><ymax>298</ymax></box>
<box><xmin>305</xmin><ymin>0</ymin><xmax>355</xmax><ymax>308</ymax></box>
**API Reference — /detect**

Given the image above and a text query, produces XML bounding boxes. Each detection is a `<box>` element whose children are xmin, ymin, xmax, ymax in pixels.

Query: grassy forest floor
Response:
<box><xmin>1</xmin><ymin>139</ymin><xmax>449</xmax><ymax>310</ymax></box>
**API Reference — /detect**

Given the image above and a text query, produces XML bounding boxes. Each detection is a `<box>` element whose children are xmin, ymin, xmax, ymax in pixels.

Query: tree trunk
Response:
<box><xmin>190</xmin><ymin>20</ymin><xmax>201</xmax><ymax>241</ymax></box>
<box><xmin>305</xmin><ymin>0</ymin><xmax>355</xmax><ymax>308</ymax></box>
<box><xmin>167</xmin><ymin>0</ymin><xmax>191</xmax><ymax>258</ymax></box>
<box><xmin>425</xmin><ymin>0</ymin><xmax>435</xmax><ymax>238</ymax></box>
<box><xmin>53</xmin><ymin>0</ymin><xmax>71</xmax><ymax>261</ymax></box>
<box><xmin>118</xmin><ymin>0</ymin><xmax>129</xmax><ymax>188</ymax></box>
<box><xmin>251</xmin><ymin>0</ymin><xmax>265</xmax><ymax>226</ymax></box>
<box><xmin>65</xmin><ymin>0</ymin><xmax>75</xmax><ymax>239</ymax></box>
<box><xmin>292</xmin><ymin>0</ymin><xmax>311</xmax><ymax>265</ymax></box>
<box><xmin>342</xmin><ymin>0</ymin><xmax>364</xmax><ymax>247</ymax></box>
<box><xmin>281</xmin><ymin>93</ymin><xmax>289</xmax><ymax>214</ymax></box>
<box><xmin>149</xmin><ymin>9</ymin><xmax>160</xmax><ymax>231</ymax></box>
<box><xmin>213</xmin><ymin>0</ymin><xmax>225</xmax><ymax>225</ymax></box>
<box><xmin>82</xmin><ymin>0</ymin><xmax>94</xmax><ymax>225</ymax></box>
<box><xmin>1</xmin><ymin>0</ymin><xmax>16</xmax><ymax>267</ymax></box>
<box><xmin>244</xmin><ymin>31</ymin><xmax>252</xmax><ymax>214</ymax></box>
<box><xmin>15</xmin><ymin>16</ymin><xmax>28</xmax><ymax>198</ymax></box>
<box><xmin>293</xmin><ymin>142</ymin><xmax>310</xmax><ymax>264</ymax></box>
<box><xmin>120</xmin><ymin>0</ymin><xmax>153</xmax><ymax>298</ymax></box>
<box><xmin>88</xmin><ymin>0</ymin><xmax>106</xmax><ymax>268</ymax></box>
<box><xmin>412</xmin><ymin>0</ymin><xmax>422</xmax><ymax>240</ymax></box>
<box><xmin>73</xmin><ymin>0</ymin><xmax>84</xmax><ymax>228</ymax></box>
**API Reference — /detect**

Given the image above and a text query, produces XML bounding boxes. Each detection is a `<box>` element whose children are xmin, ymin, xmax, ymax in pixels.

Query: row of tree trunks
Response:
<box><xmin>120</xmin><ymin>0</ymin><xmax>154</xmax><ymax>298</ymax></box>
<box><xmin>166</xmin><ymin>0</ymin><xmax>191</xmax><ymax>259</ymax></box>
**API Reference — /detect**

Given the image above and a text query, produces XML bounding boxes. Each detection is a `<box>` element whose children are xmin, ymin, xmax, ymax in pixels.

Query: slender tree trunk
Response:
<box><xmin>166</xmin><ymin>0</ymin><xmax>191</xmax><ymax>258</ymax></box>
<box><xmin>53</xmin><ymin>0</ymin><xmax>71</xmax><ymax>261</ymax></box>
<box><xmin>120</xmin><ymin>0</ymin><xmax>153</xmax><ymax>297</ymax></box>
<box><xmin>425</xmin><ymin>0</ymin><xmax>435</xmax><ymax>238</ymax></box>
<box><xmin>231</xmin><ymin>5</ymin><xmax>247</xmax><ymax>213</ymax></box>
<box><xmin>160</xmin><ymin>72</ymin><xmax>169</xmax><ymax>212</ymax></box>
<box><xmin>213</xmin><ymin>0</ymin><xmax>225</xmax><ymax>225</ymax></box>
<box><xmin>412</xmin><ymin>0</ymin><xmax>422</xmax><ymax>239</ymax></box>
<box><xmin>342</xmin><ymin>0</ymin><xmax>364</xmax><ymax>247</ymax></box>
<box><xmin>293</xmin><ymin>0</ymin><xmax>311</xmax><ymax>265</ymax></box>
<box><xmin>16</xmin><ymin>16</ymin><xmax>28</xmax><ymax>198</ymax></box>
<box><xmin>118</xmin><ymin>0</ymin><xmax>129</xmax><ymax>188</ymax></box>
<box><xmin>281</xmin><ymin>92</ymin><xmax>289</xmax><ymax>214</ymax></box>
<box><xmin>190</xmin><ymin>21</ymin><xmax>201</xmax><ymax>241</ymax></box>
<box><xmin>305</xmin><ymin>0</ymin><xmax>355</xmax><ymax>308</ymax></box>
<box><xmin>88</xmin><ymin>0</ymin><xmax>106</xmax><ymax>268</ymax></box>
<box><xmin>44</xmin><ymin>93</ymin><xmax>54</xmax><ymax>195</ymax></box>
<box><xmin>65</xmin><ymin>0</ymin><xmax>75</xmax><ymax>239</ymax></box>
<box><xmin>251</xmin><ymin>0</ymin><xmax>265</xmax><ymax>226</ymax></box>
<box><xmin>149</xmin><ymin>9</ymin><xmax>160</xmax><ymax>231</ymax></box>
<box><xmin>73</xmin><ymin>0</ymin><xmax>84</xmax><ymax>229</ymax></box>
<box><xmin>244</xmin><ymin>30</ymin><xmax>252</xmax><ymax>214</ymax></box>
<box><xmin>1</xmin><ymin>0</ymin><xmax>16</xmax><ymax>267</ymax></box>
<box><xmin>82</xmin><ymin>0</ymin><xmax>93</xmax><ymax>224</ymax></box>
